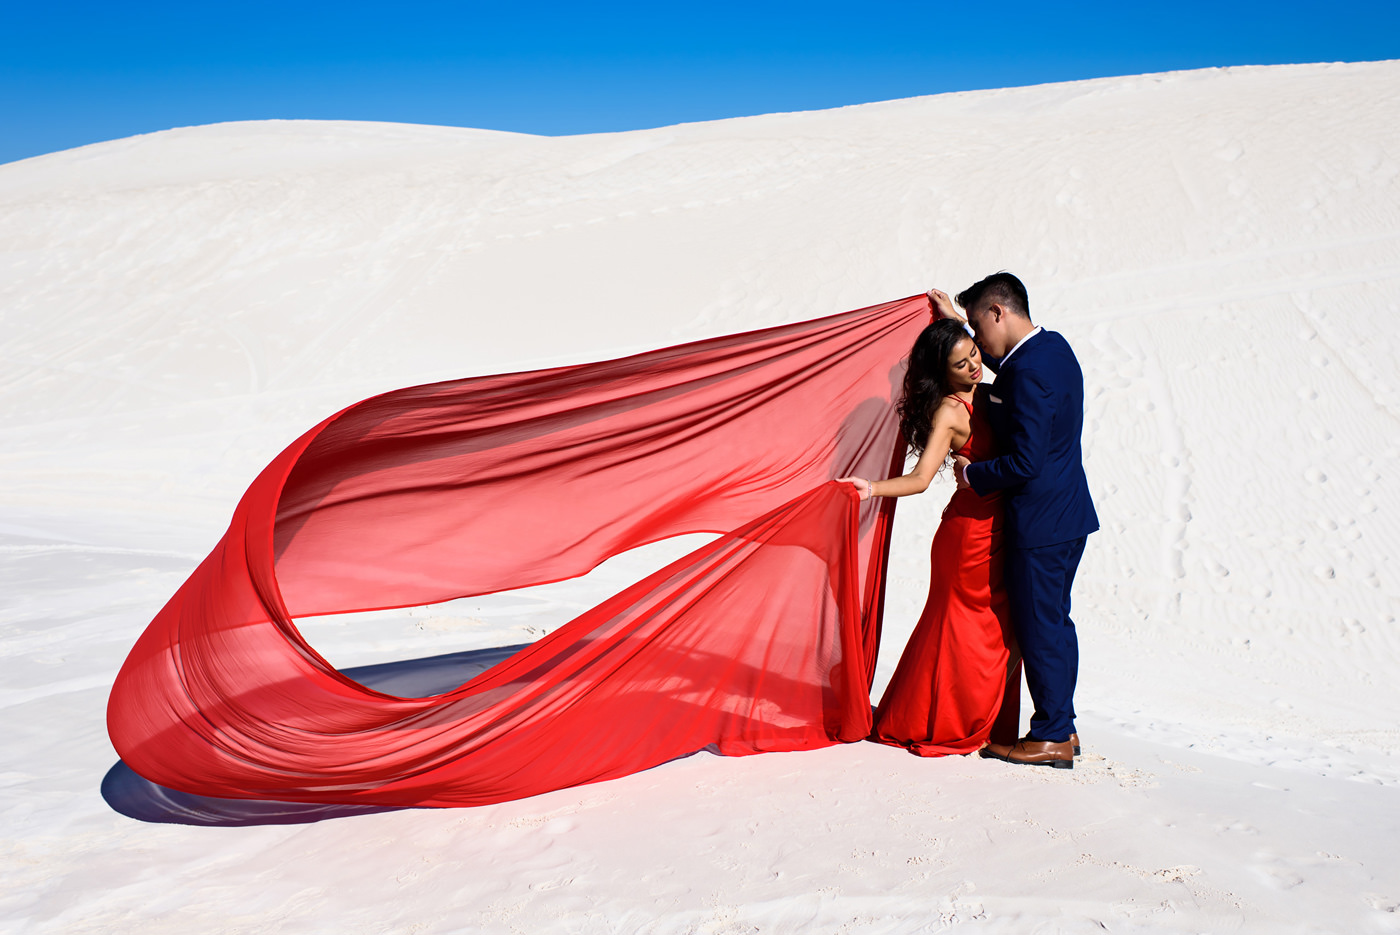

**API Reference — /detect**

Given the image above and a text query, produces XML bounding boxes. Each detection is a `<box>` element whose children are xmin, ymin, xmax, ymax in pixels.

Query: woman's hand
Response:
<box><xmin>836</xmin><ymin>476</ymin><xmax>874</xmax><ymax>501</ymax></box>
<box><xmin>926</xmin><ymin>288</ymin><xmax>962</xmax><ymax>322</ymax></box>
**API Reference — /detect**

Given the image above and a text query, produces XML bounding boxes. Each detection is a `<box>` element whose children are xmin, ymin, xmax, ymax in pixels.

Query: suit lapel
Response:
<box><xmin>986</xmin><ymin>331</ymin><xmax>1042</xmax><ymax>440</ymax></box>
<box><xmin>986</xmin><ymin>354</ymin><xmax>1013</xmax><ymax>438</ymax></box>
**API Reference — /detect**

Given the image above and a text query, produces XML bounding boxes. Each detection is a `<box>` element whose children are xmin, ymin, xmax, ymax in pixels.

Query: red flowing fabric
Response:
<box><xmin>107</xmin><ymin>296</ymin><xmax>930</xmax><ymax>807</ymax></box>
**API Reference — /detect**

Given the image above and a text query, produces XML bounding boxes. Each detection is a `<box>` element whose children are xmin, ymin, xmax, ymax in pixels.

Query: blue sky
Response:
<box><xmin>2</xmin><ymin>1</ymin><xmax>1397</xmax><ymax>165</ymax></box>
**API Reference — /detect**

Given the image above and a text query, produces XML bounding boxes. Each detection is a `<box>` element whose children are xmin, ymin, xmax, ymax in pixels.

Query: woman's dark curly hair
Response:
<box><xmin>897</xmin><ymin>318</ymin><xmax>976</xmax><ymax>457</ymax></box>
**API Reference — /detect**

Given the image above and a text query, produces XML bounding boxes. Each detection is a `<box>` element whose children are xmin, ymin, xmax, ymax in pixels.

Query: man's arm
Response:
<box><xmin>964</xmin><ymin>367</ymin><xmax>1055</xmax><ymax>495</ymax></box>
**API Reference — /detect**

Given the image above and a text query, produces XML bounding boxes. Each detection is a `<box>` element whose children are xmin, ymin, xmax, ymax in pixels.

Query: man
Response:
<box><xmin>928</xmin><ymin>273</ymin><xmax>1098</xmax><ymax>769</ymax></box>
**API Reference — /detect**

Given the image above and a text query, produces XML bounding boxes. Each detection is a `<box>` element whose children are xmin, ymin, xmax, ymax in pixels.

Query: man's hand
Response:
<box><xmin>952</xmin><ymin>455</ymin><xmax>972</xmax><ymax>490</ymax></box>
<box><xmin>927</xmin><ymin>288</ymin><xmax>961</xmax><ymax>322</ymax></box>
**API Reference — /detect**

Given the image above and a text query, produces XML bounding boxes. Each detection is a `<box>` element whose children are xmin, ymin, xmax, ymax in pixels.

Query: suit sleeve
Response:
<box><xmin>965</xmin><ymin>366</ymin><xmax>1055</xmax><ymax>495</ymax></box>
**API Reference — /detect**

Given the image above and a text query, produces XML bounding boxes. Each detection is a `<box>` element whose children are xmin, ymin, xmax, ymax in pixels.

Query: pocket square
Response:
<box><xmin>989</xmin><ymin>395</ymin><xmax>1002</xmax><ymax>404</ymax></box>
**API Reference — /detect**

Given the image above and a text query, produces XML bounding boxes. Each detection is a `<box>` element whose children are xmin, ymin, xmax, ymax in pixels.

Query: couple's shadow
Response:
<box><xmin>101</xmin><ymin>643</ymin><xmax>530</xmax><ymax>827</ymax></box>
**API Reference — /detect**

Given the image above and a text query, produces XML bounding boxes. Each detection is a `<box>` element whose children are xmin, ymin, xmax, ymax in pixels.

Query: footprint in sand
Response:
<box><xmin>1364</xmin><ymin>893</ymin><xmax>1399</xmax><ymax>913</ymax></box>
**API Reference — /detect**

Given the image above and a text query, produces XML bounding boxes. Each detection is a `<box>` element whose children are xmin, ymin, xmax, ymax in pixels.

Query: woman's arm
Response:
<box><xmin>930</xmin><ymin>287</ymin><xmax>996</xmax><ymax>373</ymax></box>
<box><xmin>927</xmin><ymin>288</ymin><xmax>963</xmax><ymax>323</ymax></box>
<box><xmin>839</xmin><ymin>398</ymin><xmax>967</xmax><ymax>500</ymax></box>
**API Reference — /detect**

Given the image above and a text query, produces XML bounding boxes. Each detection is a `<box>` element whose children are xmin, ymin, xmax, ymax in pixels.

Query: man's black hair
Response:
<box><xmin>956</xmin><ymin>272</ymin><xmax>1030</xmax><ymax>319</ymax></box>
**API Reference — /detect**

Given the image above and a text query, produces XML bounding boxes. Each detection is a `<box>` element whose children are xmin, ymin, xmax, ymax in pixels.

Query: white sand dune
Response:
<box><xmin>2</xmin><ymin>61</ymin><xmax>1399</xmax><ymax>933</ymax></box>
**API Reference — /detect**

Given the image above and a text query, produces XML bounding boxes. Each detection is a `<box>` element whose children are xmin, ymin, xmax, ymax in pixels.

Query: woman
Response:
<box><xmin>840</xmin><ymin>316</ymin><xmax>1021</xmax><ymax>755</ymax></box>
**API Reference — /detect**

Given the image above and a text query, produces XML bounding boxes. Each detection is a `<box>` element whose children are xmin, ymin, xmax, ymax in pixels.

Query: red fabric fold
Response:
<box><xmin>107</xmin><ymin>296</ymin><xmax>929</xmax><ymax>807</ymax></box>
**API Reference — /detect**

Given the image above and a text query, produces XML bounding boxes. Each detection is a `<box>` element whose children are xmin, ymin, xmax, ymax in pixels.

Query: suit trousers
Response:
<box><xmin>1005</xmin><ymin>535</ymin><xmax>1087</xmax><ymax>743</ymax></box>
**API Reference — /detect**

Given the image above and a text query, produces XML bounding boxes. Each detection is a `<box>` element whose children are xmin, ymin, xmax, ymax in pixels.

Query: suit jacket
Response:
<box><xmin>965</xmin><ymin>329</ymin><xmax>1099</xmax><ymax>549</ymax></box>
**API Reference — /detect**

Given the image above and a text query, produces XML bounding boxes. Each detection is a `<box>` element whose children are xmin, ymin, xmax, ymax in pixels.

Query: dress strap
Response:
<box><xmin>945</xmin><ymin>393</ymin><xmax>974</xmax><ymax>416</ymax></box>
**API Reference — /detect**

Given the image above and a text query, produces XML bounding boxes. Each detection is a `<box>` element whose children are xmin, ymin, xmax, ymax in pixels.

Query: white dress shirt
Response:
<box><xmin>997</xmin><ymin>325</ymin><xmax>1043</xmax><ymax>368</ymax></box>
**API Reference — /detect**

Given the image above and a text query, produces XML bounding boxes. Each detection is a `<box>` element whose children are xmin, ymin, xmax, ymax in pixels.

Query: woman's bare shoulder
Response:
<box><xmin>932</xmin><ymin>394</ymin><xmax>972</xmax><ymax>427</ymax></box>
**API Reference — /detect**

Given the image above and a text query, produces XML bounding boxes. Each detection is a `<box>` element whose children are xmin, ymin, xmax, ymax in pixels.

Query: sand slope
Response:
<box><xmin>1</xmin><ymin>61</ymin><xmax>1398</xmax><ymax>933</ymax></box>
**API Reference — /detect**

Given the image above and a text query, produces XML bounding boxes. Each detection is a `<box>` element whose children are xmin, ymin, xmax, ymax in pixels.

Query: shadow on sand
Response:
<box><xmin>101</xmin><ymin>643</ymin><xmax>531</xmax><ymax>827</ymax></box>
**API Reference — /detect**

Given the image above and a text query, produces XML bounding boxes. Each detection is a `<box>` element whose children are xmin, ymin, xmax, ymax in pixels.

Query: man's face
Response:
<box><xmin>966</xmin><ymin>300</ymin><xmax>1007</xmax><ymax>359</ymax></box>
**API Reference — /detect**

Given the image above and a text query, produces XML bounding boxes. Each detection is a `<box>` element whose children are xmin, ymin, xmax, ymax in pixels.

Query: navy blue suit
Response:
<box><xmin>965</xmin><ymin>328</ymin><xmax>1097</xmax><ymax>743</ymax></box>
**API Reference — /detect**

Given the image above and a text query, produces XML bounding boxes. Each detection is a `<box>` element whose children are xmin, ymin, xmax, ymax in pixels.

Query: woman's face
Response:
<box><xmin>945</xmin><ymin>337</ymin><xmax>983</xmax><ymax>389</ymax></box>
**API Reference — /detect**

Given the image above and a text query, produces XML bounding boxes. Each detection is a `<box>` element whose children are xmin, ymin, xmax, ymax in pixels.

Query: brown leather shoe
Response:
<box><xmin>980</xmin><ymin>739</ymin><xmax>1074</xmax><ymax>769</ymax></box>
<box><xmin>1070</xmin><ymin>732</ymin><xmax>1081</xmax><ymax>757</ymax></box>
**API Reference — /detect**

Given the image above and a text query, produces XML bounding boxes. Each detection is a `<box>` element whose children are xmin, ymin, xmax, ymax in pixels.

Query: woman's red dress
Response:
<box><xmin>871</xmin><ymin>392</ymin><xmax>1022</xmax><ymax>756</ymax></box>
